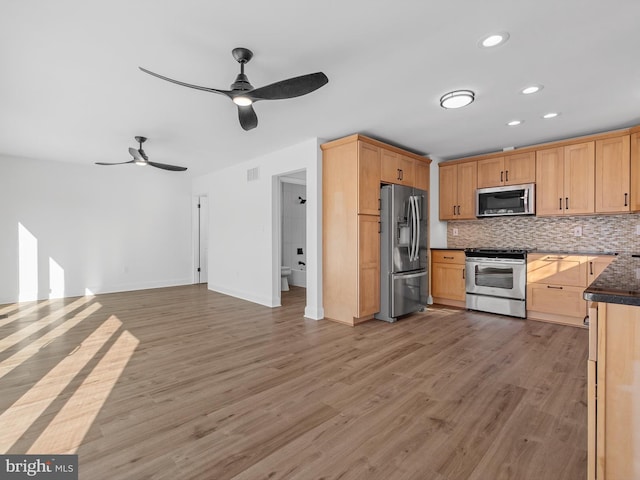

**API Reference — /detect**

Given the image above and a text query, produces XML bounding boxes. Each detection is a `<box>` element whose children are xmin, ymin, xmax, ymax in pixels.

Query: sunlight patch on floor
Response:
<box><xmin>27</xmin><ymin>329</ymin><xmax>139</xmax><ymax>453</ymax></box>
<box><xmin>0</xmin><ymin>315</ymin><xmax>122</xmax><ymax>452</ymax></box>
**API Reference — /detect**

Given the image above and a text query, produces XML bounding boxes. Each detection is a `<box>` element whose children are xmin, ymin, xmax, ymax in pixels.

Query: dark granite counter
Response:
<box><xmin>583</xmin><ymin>254</ymin><xmax>640</xmax><ymax>306</ymax></box>
<box><xmin>430</xmin><ymin>247</ymin><xmax>465</xmax><ymax>251</ymax></box>
<box><xmin>533</xmin><ymin>250</ymin><xmax>618</xmax><ymax>256</ymax></box>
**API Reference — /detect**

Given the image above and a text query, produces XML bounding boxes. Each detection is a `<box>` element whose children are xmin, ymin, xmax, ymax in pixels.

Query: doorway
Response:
<box><xmin>277</xmin><ymin>171</ymin><xmax>307</xmax><ymax>304</ymax></box>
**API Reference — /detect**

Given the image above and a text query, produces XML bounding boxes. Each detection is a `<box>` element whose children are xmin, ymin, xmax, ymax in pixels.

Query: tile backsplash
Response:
<box><xmin>447</xmin><ymin>213</ymin><xmax>640</xmax><ymax>254</ymax></box>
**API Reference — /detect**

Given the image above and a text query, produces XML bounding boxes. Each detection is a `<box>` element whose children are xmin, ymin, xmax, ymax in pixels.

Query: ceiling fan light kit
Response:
<box><xmin>139</xmin><ymin>47</ymin><xmax>329</xmax><ymax>131</ymax></box>
<box><xmin>440</xmin><ymin>90</ymin><xmax>475</xmax><ymax>109</ymax></box>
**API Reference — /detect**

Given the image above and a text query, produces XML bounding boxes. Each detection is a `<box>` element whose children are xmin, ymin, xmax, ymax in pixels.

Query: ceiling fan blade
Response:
<box><xmin>139</xmin><ymin>67</ymin><xmax>232</xmax><ymax>98</ymax></box>
<box><xmin>95</xmin><ymin>160</ymin><xmax>135</xmax><ymax>166</ymax></box>
<box><xmin>248</xmin><ymin>72</ymin><xmax>328</xmax><ymax>101</ymax></box>
<box><xmin>148</xmin><ymin>161</ymin><xmax>187</xmax><ymax>172</ymax></box>
<box><xmin>238</xmin><ymin>105</ymin><xmax>258</xmax><ymax>131</ymax></box>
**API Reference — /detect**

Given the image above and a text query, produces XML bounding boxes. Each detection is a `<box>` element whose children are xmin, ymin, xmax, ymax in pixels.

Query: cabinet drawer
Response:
<box><xmin>526</xmin><ymin>283</ymin><xmax>587</xmax><ymax>318</ymax></box>
<box><xmin>432</xmin><ymin>250</ymin><xmax>465</xmax><ymax>264</ymax></box>
<box><xmin>527</xmin><ymin>254</ymin><xmax>588</xmax><ymax>287</ymax></box>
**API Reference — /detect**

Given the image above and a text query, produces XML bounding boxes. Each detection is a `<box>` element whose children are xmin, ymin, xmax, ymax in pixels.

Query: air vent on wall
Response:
<box><xmin>247</xmin><ymin>167</ymin><xmax>260</xmax><ymax>182</ymax></box>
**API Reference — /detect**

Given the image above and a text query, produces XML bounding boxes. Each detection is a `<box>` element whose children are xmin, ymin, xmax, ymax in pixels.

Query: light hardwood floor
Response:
<box><xmin>0</xmin><ymin>286</ymin><xmax>587</xmax><ymax>479</ymax></box>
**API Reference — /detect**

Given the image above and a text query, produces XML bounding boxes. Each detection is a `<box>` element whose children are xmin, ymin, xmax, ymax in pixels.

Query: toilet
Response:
<box><xmin>281</xmin><ymin>266</ymin><xmax>292</xmax><ymax>291</ymax></box>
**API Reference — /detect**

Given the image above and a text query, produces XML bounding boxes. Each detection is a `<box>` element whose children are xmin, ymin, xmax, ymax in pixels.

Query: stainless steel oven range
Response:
<box><xmin>465</xmin><ymin>248</ymin><xmax>527</xmax><ymax>318</ymax></box>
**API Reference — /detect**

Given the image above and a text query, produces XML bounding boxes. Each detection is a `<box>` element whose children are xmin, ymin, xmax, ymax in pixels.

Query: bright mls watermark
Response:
<box><xmin>0</xmin><ymin>455</ymin><xmax>77</xmax><ymax>479</ymax></box>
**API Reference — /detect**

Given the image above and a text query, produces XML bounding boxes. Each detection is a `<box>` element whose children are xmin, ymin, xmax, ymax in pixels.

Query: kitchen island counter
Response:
<box><xmin>583</xmin><ymin>254</ymin><xmax>640</xmax><ymax>306</ymax></box>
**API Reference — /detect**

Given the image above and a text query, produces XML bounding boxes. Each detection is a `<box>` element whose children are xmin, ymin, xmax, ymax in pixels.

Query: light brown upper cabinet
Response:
<box><xmin>629</xmin><ymin>131</ymin><xmax>640</xmax><ymax>211</ymax></box>
<box><xmin>477</xmin><ymin>151</ymin><xmax>535</xmax><ymax>188</ymax></box>
<box><xmin>595</xmin><ymin>134</ymin><xmax>630</xmax><ymax>213</ymax></box>
<box><xmin>439</xmin><ymin>161</ymin><xmax>477</xmax><ymax>220</ymax></box>
<box><xmin>357</xmin><ymin>142</ymin><xmax>383</xmax><ymax>215</ymax></box>
<box><xmin>536</xmin><ymin>142</ymin><xmax>595</xmax><ymax>216</ymax></box>
<box><xmin>380</xmin><ymin>150</ymin><xmax>415</xmax><ymax>187</ymax></box>
<box><xmin>414</xmin><ymin>160</ymin><xmax>430</xmax><ymax>193</ymax></box>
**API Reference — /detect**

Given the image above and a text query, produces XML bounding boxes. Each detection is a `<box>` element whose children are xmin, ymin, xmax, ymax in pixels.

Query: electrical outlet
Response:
<box><xmin>636</xmin><ymin>268</ymin><xmax>640</xmax><ymax>280</ymax></box>
<box><xmin>452</xmin><ymin>228</ymin><xmax>459</xmax><ymax>237</ymax></box>
<box><xmin>573</xmin><ymin>226</ymin><xmax>582</xmax><ymax>237</ymax></box>
<box><xmin>636</xmin><ymin>225</ymin><xmax>640</xmax><ymax>235</ymax></box>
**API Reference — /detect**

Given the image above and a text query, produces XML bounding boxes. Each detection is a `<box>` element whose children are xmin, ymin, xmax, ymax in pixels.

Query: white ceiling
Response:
<box><xmin>2</xmin><ymin>0</ymin><xmax>640</xmax><ymax>176</ymax></box>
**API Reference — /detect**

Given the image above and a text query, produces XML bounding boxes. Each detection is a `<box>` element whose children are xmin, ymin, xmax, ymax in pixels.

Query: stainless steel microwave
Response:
<box><xmin>476</xmin><ymin>183</ymin><xmax>535</xmax><ymax>217</ymax></box>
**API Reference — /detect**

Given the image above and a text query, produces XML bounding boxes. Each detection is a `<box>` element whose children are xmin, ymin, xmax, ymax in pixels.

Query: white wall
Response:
<box><xmin>0</xmin><ymin>155</ymin><xmax>193</xmax><ymax>304</ymax></box>
<box><xmin>281</xmin><ymin>182</ymin><xmax>307</xmax><ymax>274</ymax></box>
<box><xmin>192</xmin><ymin>137</ymin><xmax>323</xmax><ymax>320</ymax></box>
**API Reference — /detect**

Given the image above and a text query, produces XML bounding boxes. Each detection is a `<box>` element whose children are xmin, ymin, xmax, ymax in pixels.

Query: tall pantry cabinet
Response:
<box><xmin>322</xmin><ymin>134</ymin><xmax>431</xmax><ymax>325</ymax></box>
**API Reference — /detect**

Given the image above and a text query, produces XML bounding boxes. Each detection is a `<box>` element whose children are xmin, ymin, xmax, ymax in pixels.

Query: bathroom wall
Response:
<box><xmin>282</xmin><ymin>182</ymin><xmax>306</xmax><ymax>285</ymax></box>
<box><xmin>447</xmin><ymin>213</ymin><xmax>640</xmax><ymax>254</ymax></box>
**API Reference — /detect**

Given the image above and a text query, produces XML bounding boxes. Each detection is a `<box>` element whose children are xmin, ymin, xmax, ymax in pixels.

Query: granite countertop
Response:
<box><xmin>532</xmin><ymin>250</ymin><xmax>618</xmax><ymax>256</ymax></box>
<box><xmin>583</xmin><ymin>254</ymin><xmax>640</xmax><ymax>306</ymax></box>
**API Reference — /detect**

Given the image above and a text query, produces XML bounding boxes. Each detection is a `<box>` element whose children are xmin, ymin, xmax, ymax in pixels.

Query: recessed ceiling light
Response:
<box><xmin>521</xmin><ymin>84</ymin><xmax>544</xmax><ymax>95</ymax></box>
<box><xmin>440</xmin><ymin>90</ymin><xmax>475</xmax><ymax>109</ymax></box>
<box><xmin>479</xmin><ymin>32</ymin><xmax>510</xmax><ymax>48</ymax></box>
<box><xmin>543</xmin><ymin>112</ymin><xmax>560</xmax><ymax>119</ymax></box>
<box><xmin>507</xmin><ymin>120</ymin><xmax>523</xmax><ymax>126</ymax></box>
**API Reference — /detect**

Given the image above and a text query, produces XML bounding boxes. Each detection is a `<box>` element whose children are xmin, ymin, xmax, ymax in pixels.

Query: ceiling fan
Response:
<box><xmin>95</xmin><ymin>136</ymin><xmax>187</xmax><ymax>171</ymax></box>
<box><xmin>139</xmin><ymin>47</ymin><xmax>329</xmax><ymax>131</ymax></box>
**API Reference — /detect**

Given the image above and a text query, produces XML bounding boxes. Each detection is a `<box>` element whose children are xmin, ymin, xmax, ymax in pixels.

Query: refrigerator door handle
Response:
<box><xmin>409</xmin><ymin>195</ymin><xmax>418</xmax><ymax>262</ymax></box>
<box><xmin>392</xmin><ymin>270</ymin><xmax>427</xmax><ymax>280</ymax></box>
<box><xmin>414</xmin><ymin>196</ymin><xmax>420</xmax><ymax>262</ymax></box>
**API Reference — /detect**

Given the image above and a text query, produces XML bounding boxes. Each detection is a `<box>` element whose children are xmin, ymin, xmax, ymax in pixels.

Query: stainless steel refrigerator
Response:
<box><xmin>375</xmin><ymin>184</ymin><xmax>428</xmax><ymax>322</ymax></box>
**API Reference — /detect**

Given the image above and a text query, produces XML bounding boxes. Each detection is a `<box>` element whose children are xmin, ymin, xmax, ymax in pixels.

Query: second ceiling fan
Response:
<box><xmin>140</xmin><ymin>48</ymin><xmax>329</xmax><ymax>131</ymax></box>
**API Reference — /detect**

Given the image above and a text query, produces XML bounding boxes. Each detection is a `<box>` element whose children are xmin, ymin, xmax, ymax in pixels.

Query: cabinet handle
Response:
<box><xmin>624</xmin><ymin>193</ymin><xmax>628</xmax><ymax>207</ymax></box>
<box><xmin>566</xmin><ymin>197</ymin><xmax>569</xmax><ymax>210</ymax></box>
<box><xmin>457</xmin><ymin>205</ymin><xmax>461</xmax><ymax>215</ymax></box>
<box><xmin>500</xmin><ymin>171</ymin><xmax>503</xmax><ymax>182</ymax></box>
<box><xmin>400</xmin><ymin>169</ymin><xmax>403</xmax><ymax>180</ymax></box>
<box><xmin>559</xmin><ymin>198</ymin><xmax>563</xmax><ymax>210</ymax></box>
<box><xmin>453</xmin><ymin>205</ymin><xmax>457</xmax><ymax>216</ymax></box>
<box><xmin>444</xmin><ymin>256</ymin><xmax>454</xmax><ymax>259</ymax></box>
<box><xmin>378</xmin><ymin>221</ymin><xmax>381</xmax><ymax>234</ymax></box>
<box><xmin>505</xmin><ymin>170</ymin><xmax>509</xmax><ymax>182</ymax></box>
<box><xmin>462</xmin><ymin>268</ymin><xmax>465</xmax><ymax>279</ymax></box>
<box><xmin>589</xmin><ymin>261</ymin><xmax>594</xmax><ymax>275</ymax></box>
<box><xmin>547</xmin><ymin>285</ymin><xmax>564</xmax><ymax>289</ymax></box>
<box><xmin>378</xmin><ymin>198</ymin><xmax>381</xmax><ymax>211</ymax></box>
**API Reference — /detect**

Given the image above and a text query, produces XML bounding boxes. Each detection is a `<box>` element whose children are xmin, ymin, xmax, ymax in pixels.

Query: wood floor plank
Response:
<box><xmin>0</xmin><ymin>285</ymin><xmax>588</xmax><ymax>479</ymax></box>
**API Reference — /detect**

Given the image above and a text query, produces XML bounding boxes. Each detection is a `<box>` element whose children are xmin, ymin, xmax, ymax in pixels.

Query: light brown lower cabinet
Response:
<box><xmin>431</xmin><ymin>250</ymin><xmax>466</xmax><ymax>307</ymax></box>
<box><xmin>588</xmin><ymin>301</ymin><xmax>640</xmax><ymax>480</ymax></box>
<box><xmin>526</xmin><ymin>254</ymin><xmax>613</xmax><ymax>327</ymax></box>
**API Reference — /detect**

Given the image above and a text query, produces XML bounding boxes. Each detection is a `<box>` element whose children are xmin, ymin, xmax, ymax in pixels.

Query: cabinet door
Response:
<box><xmin>358</xmin><ymin>142</ymin><xmax>381</xmax><ymax>215</ymax></box>
<box><xmin>536</xmin><ymin>147</ymin><xmax>565</xmax><ymax>216</ymax></box>
<box><xmin>631</xmin><ymin>132</ymin><xmax>640</xmax><ymax>211</ymax></box>
<box><xmin>587</xmin><ymin>256</ymin><xmax>614</xmax><ymax>284</ymax></box>
<box><xmin>414</xmin><ymin>160</ymin><xmax>430</xmax><ymax>193</ymax></box>
<box><xmin>504</xmin><ymin>151</ymin><xmax>536</xmax><ymax>185</ymax></box>
<box><xmin>477</xmin><ymin>157</ymin><xmax>504</xmax><ymax>188</ymax></box>
<box><xmin>527</xmin><ymin>254</ymin><xmax>588</xmax><ymax>287</ymax></box>
<box><xmin>595</xmin><ymin>135</ymin><xmax>631</xmax><ymax>213</ymax></box>
<box><xmin>439</xmin><ymin>163</ymin><xmax>458</xmax><ymax>220</ymax></box>
<box><xmin>357</xmin><ymin>215</ymin><xmax>380</xmax><ymax>317</ymax></box>
<box><xmin>381</xmin><ymin>150</ymin><xmax>415</xmax><ymax>186</ymax></box>
<box><xmin>431</xmin><ymin>263</ymin><xmax>465</xmax><ymax>301</ymax></box>
<box><xmin>456</xmin><ymin>161</ymin><xmax>478</xmax><ymax>219</ymax></box>
<box><xmin>526</xmin><ymin>283</ymin><xmax>587</xmax><ymax>319</ymax></box>
<box><xmin>564</xmin><ymin>141</ymin><xmax>595</xmax><ymax>214</ymax></box>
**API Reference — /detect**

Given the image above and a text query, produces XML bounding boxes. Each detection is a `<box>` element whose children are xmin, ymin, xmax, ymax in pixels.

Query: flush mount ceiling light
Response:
<box><xmin>507</xmin><ymin>120</ymin><xmax>523</xmax><ymax>126</ymax></box>
<box><xmin>521</xmin><ymin>84</ymin><xmax>544</xmax><ymax>95</ymax></box>
<box><xmin>440</xmin><ymin>90</ymin><xmax>475</xmax><ymax>109</ymax></box>
<box><xmin>543</xmin><ymin>112</ymin><xmax>560</xmax><ymax>119</ymax></box>
<box><xmin>479</xmin><ymin>32</ymin><xmax>510</xmax><ymax>48</ymax></box>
